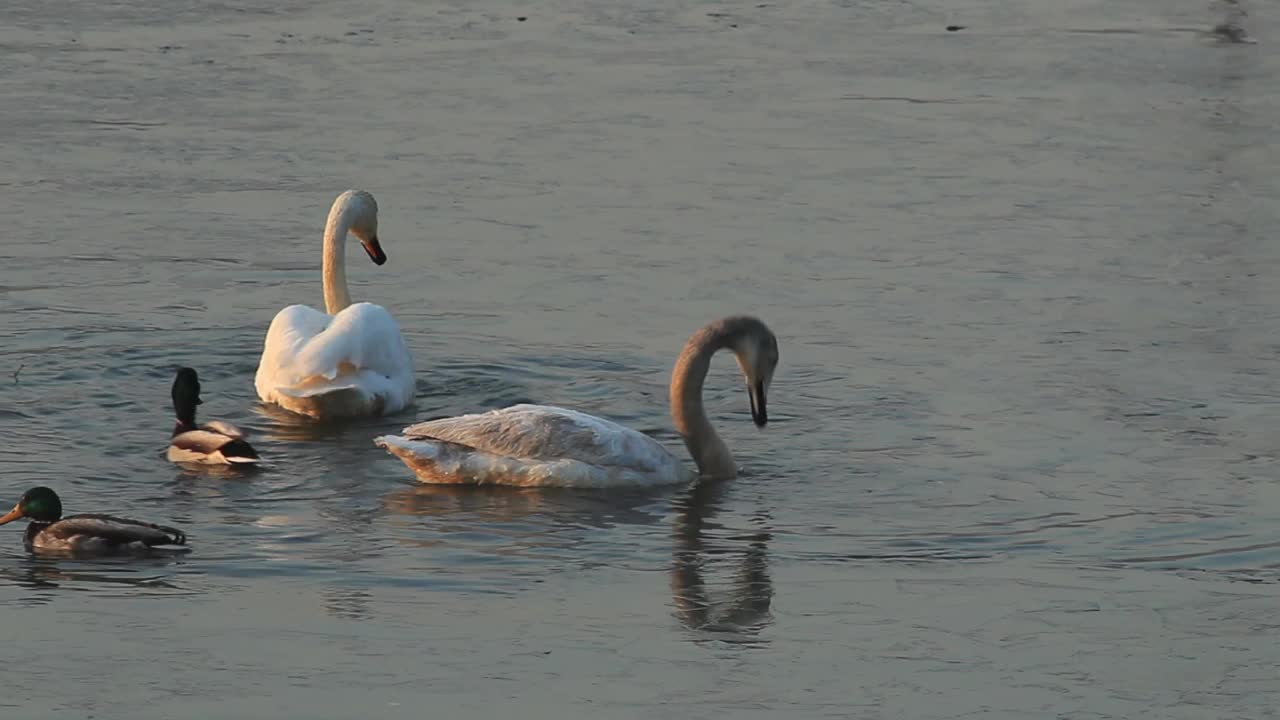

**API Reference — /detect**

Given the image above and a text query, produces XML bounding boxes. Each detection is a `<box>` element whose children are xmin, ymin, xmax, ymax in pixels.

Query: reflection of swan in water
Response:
<box><xmin>248</xmin><ymin>403</ymin><xmax>411</xmax><ymax>486</ymax></box>
<box><xmin>670</xmin><ymin>480</ymin><xmax>773</xmax><ymax>638</ymax></box>
<box><xmin>380</xmin><ymin>484</ymin><xmax>667</xmax><ymax>529</ymax></box>
<box><xmin>382</xmin><ymin>484</ymin><xmax>558</xmax><ymax>522</ymax></box>
<box><xmin>380</xmin><ymin>482</ymin><xmax>772</xmax><ymax>633</ymax></box>
<box><xmin>379</xmin><ymin>484</ymin><xmax>670</xmax><ymax>595</ymax></box>
<box><xmin>252</xmin><ymin>401</ymin><xmax>406</xmax><ymax>442</ymax></box>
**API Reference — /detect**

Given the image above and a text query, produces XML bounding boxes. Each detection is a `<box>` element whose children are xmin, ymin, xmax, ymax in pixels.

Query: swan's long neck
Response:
<box><xmin>322</xmin><ymin>201</ymin><xmax>355</xmax><ymax>315</ymax></box>
<box><xmin>670</xmin><ymin>325</ymin><xmax>737</xmax><ymax>479</ymax></box>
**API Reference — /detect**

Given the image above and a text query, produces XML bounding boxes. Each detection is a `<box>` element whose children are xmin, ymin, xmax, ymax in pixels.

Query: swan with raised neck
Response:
<box><xmin>254</xmin><ymin>190</ymin><xmax>415</xmax><ymax>420</ymax></box>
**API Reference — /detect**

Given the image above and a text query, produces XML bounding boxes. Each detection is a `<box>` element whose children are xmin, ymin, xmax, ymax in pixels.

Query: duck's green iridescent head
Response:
<box><xmin>0</xmin><ymin>487</ymin><xmax>63</xmax><ymax>525</ymax></box>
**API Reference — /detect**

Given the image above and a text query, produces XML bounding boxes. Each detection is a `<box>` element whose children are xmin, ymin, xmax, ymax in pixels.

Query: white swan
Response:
<box><xmin>255</xmin><ymin>190</ymin><xmax>415</xmax><ymax>420</ymax></box>
<box><xmin>374</xmin><ymin>316</ymin><xmax>779</xmax><ymax>488</ymax></box>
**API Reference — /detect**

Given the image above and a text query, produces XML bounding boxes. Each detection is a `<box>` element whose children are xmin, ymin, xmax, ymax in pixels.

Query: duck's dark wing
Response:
<box><xmin>172</xmin><ymin>429</ymin><xmax>233</xmax><ymax>454</ymax></box>
<box><xmin>202</xmin><ymin>420</ymin><xmax>247</xmax><ymax>439</ymax></box>
<box><xmin>219</xmin><ymin>438</ymin><xmax>259</xmax><ymax>462</ymax></box>
<box><xmin>49</xmin><ymin>514</ymin><xmax>186</xmax><ymax>546</ymax></box>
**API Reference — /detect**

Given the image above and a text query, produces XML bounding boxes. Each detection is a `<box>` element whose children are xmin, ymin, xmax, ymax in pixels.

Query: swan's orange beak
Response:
<box><xmin>362</xmin><ymin>235</ymin><xmax>387</xmax><ymax>266</ymax></box>
<box><xmin>0</xmin><ymin>504</ymin><xmax>24</xmax><ymax>526</ymax></box>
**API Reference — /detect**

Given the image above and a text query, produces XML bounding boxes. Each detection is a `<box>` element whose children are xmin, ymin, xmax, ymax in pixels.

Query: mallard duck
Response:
<box><xmin>167</xmin><ymin>367</ymin><xmax>260</xmax><ymax>465</ymax></box>
<box><xmin>0</xmin><ymin>487</ymin><xmax>187</xmax><ymax>552</ymax></box>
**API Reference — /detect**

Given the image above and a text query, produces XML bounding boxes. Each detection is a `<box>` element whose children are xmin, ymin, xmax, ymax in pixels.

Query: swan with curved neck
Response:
<box><xmin>254</xmin><ymin>190</ymin><xmax>415</xmax><ymax>420</ymax></box>
<box><xmin>374</xmin><ymin>316</ymin><xmax>778</xmax><ymax>487</ymax></box>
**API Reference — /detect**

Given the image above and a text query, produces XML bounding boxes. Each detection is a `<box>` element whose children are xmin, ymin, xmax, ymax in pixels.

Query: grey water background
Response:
<box><xmin>0</xmin><ymin>0</ymin><xmax>1277</xmax><ymax>716</ymax></box>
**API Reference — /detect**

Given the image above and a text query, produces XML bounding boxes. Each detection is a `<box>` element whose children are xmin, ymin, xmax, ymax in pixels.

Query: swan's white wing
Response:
<box><xmin>255</xmin><ymin>302</ymin><xmax>415</xmax><ymax>417</ymax></box>
<box><xmin>290</xmin><ymin>303</ymin><xmax>412</xmax><ymax>385</ymax></box>
<box><xmin>378</xmin><ymin>404</ymin><xmax>691</xmax><ymax>487</ymax></box>
<box><xmin>256</xmin><ymin>304</ymin><xmax>332</xmax><ymax>382</ymax></box>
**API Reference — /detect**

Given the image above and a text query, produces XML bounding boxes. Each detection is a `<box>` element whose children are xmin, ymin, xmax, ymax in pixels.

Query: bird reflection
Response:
<box><xmin>380</xmin><ymin>483</ymin><xmax>665</xmax><ymax>529</ymax></box>
<box><xmin>0</xmin><ymin>554</ymin><xmax>186</xmax><ymax>605</ymax></box>
<box><xmin>252</xmin><ymin>402</ymin><xmax>410</xmax><ymax>492</ymax></box>
<box><xmin>670</xmin><ymin>480</ymin><xmax>773</xmax><ymax>640</ymax></box>
<box><xmin>170</xmin><ymin>461</ymin><xmax>261</xmax><ymax>481</ymax></box>
<box><xmin>381</xmin><ymin>483</ymin><xmax>553</xmax><ymax>520</ymax></box>
<box><xmin>252</xmin><ymin>402</ymin><xmax>411</xmax><ymax>448</ymax></box>
<box><xmin>324</xmin><ymin>586</ymin><xmax>372</xmax><ymax>621</ymax></box>
<box><xmin>1209</xmin><ymin>0</ymin><xmax>1254</xmax><ymax>44</ymax></box>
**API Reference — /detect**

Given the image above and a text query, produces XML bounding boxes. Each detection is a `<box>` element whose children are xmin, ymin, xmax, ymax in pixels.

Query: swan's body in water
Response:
<box><xmin>375</xmin><ymin>316</ymin><xmax>778</xmax><ymax>488</ymax></box>
<box><xmin>255</xmin><ymin>190</ymin><xmax>415</xmax><ymax>420</ymax></box>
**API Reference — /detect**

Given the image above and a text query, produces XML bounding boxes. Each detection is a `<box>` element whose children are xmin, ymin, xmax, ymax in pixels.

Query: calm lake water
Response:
<box><xmin>1</xmin><ymin>0</ymin><xmax>1277</xmax><ymax>716</ymax></box>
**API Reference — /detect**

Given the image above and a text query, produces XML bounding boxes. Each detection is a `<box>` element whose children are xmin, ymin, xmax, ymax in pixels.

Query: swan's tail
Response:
<box><xmin>272</xmin><ymin>382</ymin><xmax>384</xmax><ymax>419</ymax></box>
<box><xmin>274</xmin><ymin>380</ymin><xmax>363</xmax><ymax>399</ymax></box>
<box><xmin>374</xmin><ymin>435</ymin><xmax>487</xmax><ymax>484</ymax></box>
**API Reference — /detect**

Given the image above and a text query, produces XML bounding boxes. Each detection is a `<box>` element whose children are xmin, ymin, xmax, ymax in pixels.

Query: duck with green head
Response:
<box><xmin>168</xmin><ymin>367</ymin><xmax>261</xmax><ymax>465</ymax></box>
<box><xmin>0</xmin><ymin>487</ymin><xmax>187</xmax><ymax>553</ymax></box>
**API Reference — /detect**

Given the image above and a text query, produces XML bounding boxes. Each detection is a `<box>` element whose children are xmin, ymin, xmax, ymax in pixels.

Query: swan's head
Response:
<box><xmin>337</xmin><ymin>190</ymin><xmax>386</xmax><ymax>266</ymax></box>
<box><xmin>726</xmin><ymin>317</ymin><xmax>779</xmax><ymax>428</ymax></box>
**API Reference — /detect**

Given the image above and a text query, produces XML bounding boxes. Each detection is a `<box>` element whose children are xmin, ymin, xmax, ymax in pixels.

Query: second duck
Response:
<box><xmin>168</xmin><ymin>367</ymin><xmax>261</xmax><ymax>465</ymax></box>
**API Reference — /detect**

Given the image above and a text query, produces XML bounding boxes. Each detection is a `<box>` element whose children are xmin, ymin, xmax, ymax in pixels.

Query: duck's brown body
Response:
<box><xmin>22</xmin><ymin>514</ymin><xmax>186</xmax><ymax>552</ymax></box>
<box><xmin>0</xmin><ymin>487</ymin><xmax>188</xmax><ymax>555</ymax></box>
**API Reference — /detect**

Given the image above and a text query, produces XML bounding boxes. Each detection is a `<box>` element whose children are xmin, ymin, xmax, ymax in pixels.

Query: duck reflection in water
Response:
<box><xmin>0</xmin><ymin>555</ymin><xmax>186</xmax><ymax>606</ymax></box>
<box><xmin>670</xmin><ymin>480</ymin><xmax>773</xmax><ymax>639</ymax></box>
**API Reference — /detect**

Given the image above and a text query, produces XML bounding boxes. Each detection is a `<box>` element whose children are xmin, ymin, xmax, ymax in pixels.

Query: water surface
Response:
<box><xmin>1</xmin><ymin>0</ymin><xmax>1278</xmax><ymax>717</ymax></box>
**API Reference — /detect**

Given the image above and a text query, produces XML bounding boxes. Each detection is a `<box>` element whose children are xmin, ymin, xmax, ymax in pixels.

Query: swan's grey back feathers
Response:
<box><xmin>376</xmin><ymin>315</ymin><xmax>779</xmax><ymax>487</ymax></box>
<box><xmin>378</xmin><ymin>404</ymin><xmax>693</xmax><ymax>487</ymax></box>
<box><xmin>403</xmin><ymin>404</ymin><xmax>671</xmax><ymax>472</ymax></box>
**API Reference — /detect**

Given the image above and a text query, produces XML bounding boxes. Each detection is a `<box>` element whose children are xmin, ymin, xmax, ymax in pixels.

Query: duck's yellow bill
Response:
<box><xmin>0</xmin><ymin>505</ymin><xmax>23</xmax><ymax>525</ymax></box>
